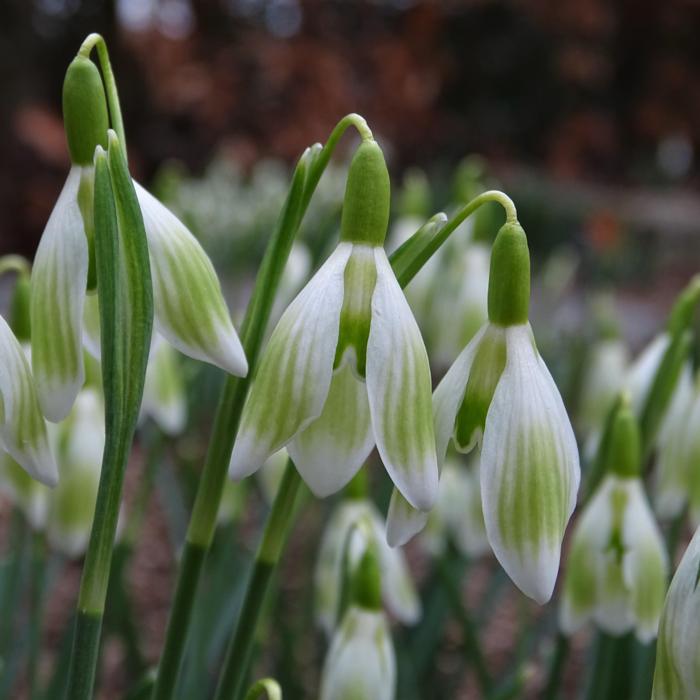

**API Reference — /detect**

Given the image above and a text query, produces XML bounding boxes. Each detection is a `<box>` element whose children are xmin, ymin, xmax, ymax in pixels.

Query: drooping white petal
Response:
<box><xmin>82</xmin><ymin>292</ymin><xmax>101</xmax><ymax>360</ymax></box>
<box><xmin>141</xmin><ymin>337</ymin><xmax>187</xmax><ymax>435</ymax></box>
<box><xmin>481</xmin><ymin>323</ymin><xmax>580</xmax><ymax>604</ymax></box>
<box><xmin>229</xmin><ymin>244</ymin><xmax>350</xmax><ymax>479</ymax></box>
<box><xmin>652</xmin><ymin>526</ymin><xmax>700</xmax><ymax>700</ymax></box>
<box><xmin>319</xmin><ymin>606</ymin><xmax>396</xmax><ymax>700</ymax></box>
<box><xmin>621</xmin><ymin>479</ymin><xmax>669</xmax><ymax>642</ymax></box>
<box><xmin>385</xmin><ymin>488</ymin><xmax>429</xmax><ymax>548</ymax></box>
<box><xmin>626</xmin><ymin>333</ymin><xmax>669</xmax><ymax>417</ymax></box>
<box><xmin>432</xmin><ymin>325</ymin><xmax>487</xmax><ymax>468</ymax></box>
<box><xmin>366</xmin><ymin>248</ymin><xmax>438</xmax><ymax>510</ymax></box>
<box><xmin>135</xmin><ymin>183</ymin><xmax>248</xmax><ymax>378</ymax></box>
<box><xmin>289</xmin><ymin>362</ymin><xmax>374</xmax><ymax>498</ymax></box>
<box><xmin>30</xmin><ymin>166</ymin><xmax>88</xmax><ymax>422</ymax></box>
<box><xmin>0</xmin><ymin>316</ymin><xmax>57</xmax><ymax>486</ymax></box>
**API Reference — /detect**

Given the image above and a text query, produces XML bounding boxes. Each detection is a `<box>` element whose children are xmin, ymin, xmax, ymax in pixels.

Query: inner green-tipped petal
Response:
<box><xmin>454</xmin><ymin>324</ymin><xmax>506</xmax><ymax>451</ymax></box>
<box><xmin>30</xmin><ymin>166</ymin><xmax>88</xmax><ymax>422</ymax></box>
<box><xmin>334</xmin><ymin>245</ymin><xmax>377</xmax><ymax>378</ymax></box>
<box><xmin>135</xmin><ymin>182</ymin><xmax>248</xmax><ymax>378</ymax></box>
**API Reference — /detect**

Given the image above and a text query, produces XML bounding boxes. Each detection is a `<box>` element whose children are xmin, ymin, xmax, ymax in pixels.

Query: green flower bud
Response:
<box><xmin>606</xmin><ymin>397</ymin><xmax>642</xmax><ymax>478</ymax></box>
<box><xmin>487</xmin><ymin>222</ymin><xmax>530</xmax><ymax>326</ymax></box>
<box><xmin>62</xmin><ymin>56</ymin><xmax>109</xmax><ymax>166</ymax></box>
<box><xmin>340</xmin><ymin>140</ymin><xmax>390</xmax><ymax>247</ymax></box>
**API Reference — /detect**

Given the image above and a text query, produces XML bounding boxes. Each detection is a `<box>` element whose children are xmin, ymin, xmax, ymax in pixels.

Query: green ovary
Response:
<box><xmin>334</xmin><ymin>246</ymin><xmax>377</xmax><ymax>378</ymax></box>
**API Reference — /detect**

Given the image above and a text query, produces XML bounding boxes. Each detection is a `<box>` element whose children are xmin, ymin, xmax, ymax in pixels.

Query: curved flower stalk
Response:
<box><xmin>230</xmin><ymin>139</ymin><xmax>438</xmax><ymax>511</ymax></box>
<box><xmin>319</xmin><ymin>546</ymin><xmax>396</xmax><ymax>700</ymax></box>
<box><xmin>31</xmin><ymin>37</ymin><xmax>246</xmax><ymax>422</ymax></box>
<box><xmin>396</xmin><ymin>219</ymin><xmax>580</xmax><ymax>603</ymax></box>
<box><xmin>560</xmin><ymin>400</ymin><xmax>668</xmax><ymax>642</ymax></box>
<box><xmin>422</xmin><ymin>454</ymin><xmax>489</xmax><ymax>559</ymax></box>
<box><xmin>315</xmin><ymin>495</ymin><xmax>420</xmax><ymax>636</ymax></box>
<box><xmin>652</xmin><ymin>525</ymin><xmax>700</xmax><ymax>699</ymax></box>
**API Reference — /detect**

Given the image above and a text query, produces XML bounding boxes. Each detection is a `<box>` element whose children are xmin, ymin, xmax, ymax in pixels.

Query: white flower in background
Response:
<box><xmin>47</xmin><ymin>388</ymin><xmax>106</xmax><ymax>557</ymax></box>
<box><xmin>141</xmin><ymin>337</ymin><xmax>187</xmax><ymax>436</ymax></box>
<box><xmin>626</xmin><ymin>334</ymin><xmax>669</xmax><ymax>418</ymax></box>
<box><xmin>0</xmin><ymin>317</ymin><xmax>57</xmax><ymax>486</ymax></box>
<box><xmin>30</xmin><ymin>52</ymin><xmax>247</xmax><ymax>423</ymax></box>
<box><xmin>269</xmin><ymin>242</ymin><xmax>311</xmax><ymax>327</ymax></box>
<box><xmin>315</xmin><ymin>498</ymin><xmax>420</xmax><ymax>636</ymax></box>
<box><xmin>319</xmin><ymin>545</ymin><xmax>396</xmax><ymax>700</ymax></box>
<box><xmin>408</xmin><ymin>221</ymin><xmax>579</xmax><ymax>604</ymax></box>
<box><xmin>256</xmin><ymin>448</ymin><xmax>289</xmax><ymax>504</ymax></box>
<box><xmin>653</xmin><ymin>526</ymin><xmax>700</xmax><ymax>699</ymax></box>
<box><xmin>0</xmin><ymin>452</ymin><xmax>50</xmax><ymax>530</ymax></box>
<box><xmin>654</xmin><ymin>364</ymin><xmax>696</xmax><ymax>520</ymax></box>
<box><xmin>560</xmin><ymin>403</ymin><xmax>668</xmax><ymax>642</ymax></box>
<box><xmin>230</xmin><ymin>140</ymin><xmax>437</xmax><ymax>512</ymax></box>
<box><xmin>422</xmin><ymin>455</ymin><xmax>490</xmax><ymax>559</ymax></box>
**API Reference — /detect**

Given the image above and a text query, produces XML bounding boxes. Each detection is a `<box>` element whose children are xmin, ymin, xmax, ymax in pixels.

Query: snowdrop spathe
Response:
<box><xmin>560</xmin><ymin>402</ymin><xmax>668</xmax><ymax>642</ymax></box>
<box><xmin>230</xmin><ymin>140</ymin><xmax>438</xmax><ymax>511</ymax></box>
<box><xmin>30</xmin><ymin>49</ymin><xmax>247</xmax><ymax>423</ymax></box>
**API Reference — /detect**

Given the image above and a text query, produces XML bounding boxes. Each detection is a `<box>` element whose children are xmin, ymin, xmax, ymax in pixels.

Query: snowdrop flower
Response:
<box><xmin>230</xmin><ymin>139</ymin><xmax>438</xmax><ymax>511</ymax></box>
<box><xmin>47</xmin><ymin>388</ymin><xmax>106</xmax><ymax>557</ymax></box>
<box><xmin>319</xmin><ymin>546</ymin><xmax>396</xmax><ymax>700</ymax></box>
<box><xmin>31</xmin><ymin>49</ymin><xmax>247</xmax><ymax>422</ymax></box>
<box><xmin>560</xmin><ymin>400</ymin><xmax>668</xmax><ymax>642</ymax></box>
<box><xmin>653</xmin><ymin>526</ymin><xmax>700</xmax><ymax>699</ymax></box>
<box><xmin>422</xmin><ymin>455</ymin><xmax>489</xmax><ymax>559</ymax></box>
<box><xmin>425</xmin><ymin>220</ymin><xmax>580</xmax><ymax>603</ymax></box>
<box><xmin>0</xmin><ymin>315</ymin><xmax>57</xmax><ymax>486</ymax></box>
<box><xmin>626</xmin><ymin>333</ymin><xmax>670</xmax><ymax>418</ymax></box>
<box><xmin>315</xmin><ymin>496</ymin><xmax>420</xmax><ymax>636</ymax></box>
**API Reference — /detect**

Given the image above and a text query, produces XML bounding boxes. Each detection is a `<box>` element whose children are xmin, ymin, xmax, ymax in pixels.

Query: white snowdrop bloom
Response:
<box><xmin>31</xmin><ymin>52</ymin><xmax>246</xmax><ymax>423</ymax></box>
<box><xmin>626</xmin><ymin>334</ymin><xmax>669</xmax><ymax>418</ymax></box>
<box><xmin>230</xmin><ymin>140</ymin><xmax>437</xmax><ymax>511</ymax></box>
<box><xmin>315</xmin><ymin>497</ymin><xmax>420</xmax><ymax>636</ymax></box>
<box><xmin>653</xmin><ymin>525</ymin><xmax>700</xmax><ymax>699</ymax></box>
<box><xmin>391</xmin><ymin>221</ymin><xmax>580</xmax><ymax>604</ymax></box>
<box><xmin>560</xmin><ymin>404</ymin><xmax>668</xmax><ymax>642</ymax></box>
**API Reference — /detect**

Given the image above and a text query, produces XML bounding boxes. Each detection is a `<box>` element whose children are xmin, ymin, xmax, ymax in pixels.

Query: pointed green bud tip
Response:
<box><xmin>487</xmin><ymin>222</ymin><xmax>531</xmax><ymax>326</ymax></box>
<box><xmin>352</xmin><ymin>544</ymin><xmax>382</xmax><ymax>610</ymax></box>
<box><xmin>607</xmin><ymin>394</ymin><xmax>641</xmax><ymax>478</ymax></box>
<box><xmin>340</xmin><ymin>139</ymin><xmax>390</xmax><ymax>247</ymax></box>
<box><xmin>62</xmin><ymin>55</ymin><xmax>109</xmax><ymax>166</ymax></box>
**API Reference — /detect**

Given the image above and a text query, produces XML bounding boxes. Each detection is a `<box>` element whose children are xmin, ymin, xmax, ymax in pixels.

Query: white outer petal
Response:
<box><xmin>30</xmin><ymin>166</ymin><xmax>88</xmax><ymax>422</ymax></box>
<box><xmin>229</xmin><ymin>244</ymin><xmax>350</xmax><ymax>479</ymax></box>
<box><xmin>366</xmin><ymin>248</ymin><xmax>438</xmax><ymax>510</ymax></box>
<box><xmin>481</xmin><ymin>324</ymin><xmax>580</xmax><ymax>604</ymax></box>
<box><xmin>386</xmin><ymin>487</ymin><xmax>429</xmax><ymax>547</ymax></box>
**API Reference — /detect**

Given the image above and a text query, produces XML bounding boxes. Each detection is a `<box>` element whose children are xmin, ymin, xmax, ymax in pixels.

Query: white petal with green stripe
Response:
<box><xmin>622</xmin><ymin>479</ymin><xmax>668</xmax><ymax>642</ymax></box>
<box><xmin>229</xmin><ymin>244</ymin><xmax>351</xmax><ymax>480</ymax></box>
<box><xmin>30</xmin><ymin>166</ymin><xmax>88</xmax><ymax>422</ymax></box>
<box><xmin>0</xmin><ymin>316</ymin><xmax>57</xmax><ymax>486</ymax></box>
<box><xmin>135</xmin><ymin>183</ymin><xmax>248</xmax><ymax>378</ymax></box>
<box><xmin>652</xmin><ymin>525</ymin><xmax>700</xmax><ymax>700</ymax></box>
<box><xmin>481</xmin><ymin>323</ymin><xmax>579</xmax><ymax>604</ymax></box>
<box><xmin>385</xmin><ymin>488</ymin><xmax>428</xmax><ymax>547</ymax></box>
<box><xmin>289</xmin><ymin>362</ymin><xmax>374</xmax><ymax>497</ymax></box>
<box><xmin>366</xmin><ymin>248</ymin><xmax>437</xmax><ymax>510</ymax></box>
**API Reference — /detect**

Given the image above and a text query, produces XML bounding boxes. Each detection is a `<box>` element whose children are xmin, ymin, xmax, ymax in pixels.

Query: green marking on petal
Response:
<box><xmin>563</xmin><ymin>534</ymin><xmax>597</xmax><ymax>617</ymax></box>
<box><xmin>632</xmin><ymin>544</ymin><xmax>667</xmax><ymax>632</ymax></box>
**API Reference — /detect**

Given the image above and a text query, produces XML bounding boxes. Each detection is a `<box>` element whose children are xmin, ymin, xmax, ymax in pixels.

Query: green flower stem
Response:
<box><xmin>542</xmin><ymin>633</ymin><xmax>570</xmax><ymax>700</ymax></box>
<box><xmin>78</xmin><ymin>33</ymin><xmax>127</xmax><ymax>159</ymax></box>
<box><xmin>27</xmin><ymin>532</ymin><xmax>48</xmax><ymax>700</ymax></box>
<box><xmin>66</xmin><ymin>134</ymin><xmax>153</xmax><ymax>700</ymax></box>
<box><xmin>213</xmin><ymin>462</ymin><xmax>302</xmax><ymax>700</ymax></box>
<box><xmin>150</xmin><ymin>115</ymin><xmax>372</xmax><ymax>700</ymax></box>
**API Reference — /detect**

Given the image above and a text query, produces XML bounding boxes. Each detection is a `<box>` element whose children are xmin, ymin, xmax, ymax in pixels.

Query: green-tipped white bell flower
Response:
<box><xmin>422</xmin><ymin>454</ymin><xmax>490</xmax><ymax>559</ymax></box>
<box><xmin>652</xmin><ymin>525</ymin><xmax>700</xmax><ymax>699</ymax></box>
<box><xmin>319</xmin><ymin>547</ymin><xmax>396</xmax><ymax>700</ymax></box>
<box><xmin>230</xmin><ymin>140</ymin><xmax>438</xmax><ymax>511</ymax></box>
<box><xmin>560</xmin><ymin>402</ymin><xmax>668</xmax><ymax>642</ymax></box>
<box><xmin>0</xmin><ymin>316</ymin><xmax>57</xmax><ymax>486</ymax></box>
<box><xmin>315</xmin><ymin>495</ymin><xmax>420</xmax><ymax>636</ymax></box>
<box><xmin>420</xmin><ymin>221</ymin><xmax>580</xmax><ymax>603</ymax></box>
<box><xmin>31</xmin><ymin>52</ymin><xmax>247</xmax><ymax>422</ymax></box>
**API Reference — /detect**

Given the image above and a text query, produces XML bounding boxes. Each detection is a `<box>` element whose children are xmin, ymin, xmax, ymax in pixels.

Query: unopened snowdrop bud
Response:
<box><xmin>430</xmin><ymin>221</ymin><xmax>579</xmax><ymax>603</ymax></box>
<box><xmin>47</xmin><ymin>389</ymin><xmax>105</xmax><ymax>557</ymax></box>
<box><xmin>652</xmin><ymin>526</ymin><xmax>700</xmax><ymax>699</ymax></box>
<box><xmin>315</xmin><ymin>498</ymin><xmax>420</xmax><ymax>636</ymax></box>
<box><xmin>0</xmin><ymin>316</ymin><xmax>57</xmax><ymax>486</ymax></box>
<box><xmin>319</xmin><ymin>547</ymin><xmax>396</xmax><ymax>700</ymax></box>
<box><xmin>231</xmin><ymin>139</ymin><xmax>437</xmax><ymax>511</ymax></box>
<box><xmin>560</xmin><ymin>400</ymin><xmax>668</xmax><ymax>642</ymax></box>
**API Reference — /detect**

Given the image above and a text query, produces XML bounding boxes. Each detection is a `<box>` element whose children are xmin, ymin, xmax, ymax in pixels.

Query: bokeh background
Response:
<box><xmin>1</xmin><ymin>1</ymin><xmax>700</xmax><ymax>698</ymax></box>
